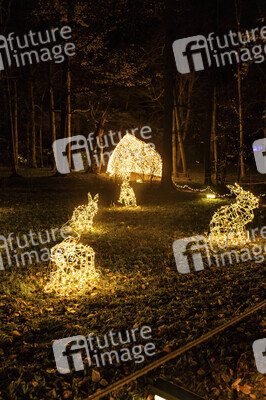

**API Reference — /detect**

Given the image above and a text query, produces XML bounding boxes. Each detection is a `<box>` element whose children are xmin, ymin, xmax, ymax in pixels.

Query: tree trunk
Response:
<box><xmin>235</xmin><ymin>0</ymin><xmax>245</xmax><ymax>181</ymax></box>
<box><xmin>172</xmin><ymin>112</ymin><xmax>177</xmax><ymax>180</ymax></box>
<box><xmin>211</xmin><ymin>86</ymin><xmax>218</xmax><ymax>183</ymax></box>
<box><xmin>204</xmin><ymin>72</ymin><xmax>213</xmax><ymax>186</ymax></box>
<box><xmin>97</xmin><ymin>126</ymin><xmax>104</xmax><ymax>174</ymax></box>
<box><xmin>237</xmin><ymin>62</ymin><xmax>245</xmax><ymax>180</ymax></box>
<box><xmin>91</xmin><ymin>117</ymin><xmax>106</xmax><ymax>174</ymax></box>
<box><xmin>221</xmin><ymin>154</ymin><xmax>228</xmax><ymax>185</ymax></box>
<box><xmin>6</xmin><ymin>77</ymin><xmax>17</xmax><ymax>175</ymax></box>
<box><xmin>174</xmin><ymin>105</ymin><xmax>187</xmax><ymax>176</ymax></box>
<box><xmin>14</xmin><ymin>82</ymin><xmax>18</xmax><ymax>169</ymax></box>
<box><xmin>66</xmin><ymin>63</ymin><xmax>72</xmax><ymax>168</ymax></box>
<box><xmin>173</xmin><ymin>84</ymin><xmax>188</xmax><ymax>176</ymax></box>
<box><xmin>30</xmin><ymin>77</ymin><xmax>37</xmax><ymax>168</ymax></box>
<box><xmin>161</xmin><ymin>0</ymin><xmax>175</xmax><ymax>187</ymax></box>
<box><xmin>183</xmin><ymin>75</ymin><xmax>194</xmax><ymax>141</ymax></box>
<box><xmin>39</xmin><ymin>101</ymin><xmax>44</xmax><ymax>168</ymax></box>
<box><xmin>49</xmin><ymin>63</ymin><xmax>57</xmax><ymax>170</ymax></box>
<box><xmin>60</xmin><ymin>60</ymin><xmax>68</xmax><ymax>141</ymax></box>
<box><xmin>26</xmin><ymin>122</ymin><xmax>30</xmax><ymax>164</ymax></box>
<box><xmin>176</xmin><ymin>75</ymin><xmax>194</xmax><ymax>168</ymax></box>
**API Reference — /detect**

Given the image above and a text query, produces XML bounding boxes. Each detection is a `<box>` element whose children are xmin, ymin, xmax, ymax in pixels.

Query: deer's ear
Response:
<box><xmin>88</xmin><ymin>193</ymin><xmax>92</xmax><ymax>201</ymax></box>
<box><xmin>227</xmin><ymin>184</ymin><xmax>241</xmax><ymax>195</ymax></box>
<box><xmin>94</xmin><ymin>194</ymin><xmax>99</xmax><ymax>202</ymax></box>
<box><xmin>227</xmin><ymin>185</ymin><xmax>236</xmax><ymax>193</ymax></box>
<box><xmin>233</xmin><ymin>183</ymin><xmax>244</xmax><ymax>194</ymax></box>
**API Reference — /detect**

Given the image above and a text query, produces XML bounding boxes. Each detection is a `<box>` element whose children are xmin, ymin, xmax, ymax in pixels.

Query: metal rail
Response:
<box><xmin>87</xmin><ymin>299</ymin><xmax>266</xmax><ymax>400</ymax></box>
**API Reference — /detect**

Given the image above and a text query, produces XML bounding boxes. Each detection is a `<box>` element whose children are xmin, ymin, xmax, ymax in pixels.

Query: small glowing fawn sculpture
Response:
<box><xmin>70</xmin><ymin>193</ymin><xmax>99</xmax><ymax>233</ymax></box>
<box><xmin>209</xmin><ymin>183</ymin><xmax>259</xmax><ymax>246</ymax></box>
<box><xmin>118</xmin><ymin>178</ymin><xmax>137</xmax><ymax>207</ymax></box>
<box><xmin>44</xmin><ymin>233</ymin><xmax>99</xmax><ymax>296</ymax></box>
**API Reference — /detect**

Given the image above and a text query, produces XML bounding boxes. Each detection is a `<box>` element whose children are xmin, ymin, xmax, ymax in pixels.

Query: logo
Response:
<box><xmin>173</xmin><ymin>26</ymin><xmax>266</xmax><ymax>74</ymax></box>
<box><xmin>0</xmin><ymin>226</ymin><xmax>71</xmax><ymax>270</ymax></box>
<box><xmin>53</xmin><ymin>126</ymin><xmax>156</xmax><ymax>175</ymax></box>
<box><xmin>0</xmin><ymin>26</ymin><xmax>75</xmax><ymax>71</ymax></box>
<box><xmin>172</xmin><ymin>35</ymin><xmax>211</xmax><ymax>74</ymax></box>
<box><xmin>253</xmin><ymin>138</ymin><xmax>266</xmax><ymax>174</ymax></box>
<box><xmin>0</xmin><ymin>35</ymin><xmax>12</xmax><ymax>70</ymax></box>
<box><xmin>52</xmin><ymin>326</ymin><xmax>156</xmax><ymax>374</ymax></box>
<box><xmin>53</xmin><ymin>335</ymin><xmax>90</xmax><ymax>374</ymax></box>
<box><xmin>252</xmin><ymin>338</ymin><xmax>266</xmax><ymax>374</ymax></box>
<box><xmin>53</xmin><ymin>135</ymin><xmax>91</xmax><ymax>174</ymax></box>
<box><xmin>172</xmin><ymin>235</ymin><xmax>211</xmax><ymax>274</ymax></box>
<box><xmin>173</xmin><ymin>227</ymin><xmax>266</xmax><ymax>275</ymax></box>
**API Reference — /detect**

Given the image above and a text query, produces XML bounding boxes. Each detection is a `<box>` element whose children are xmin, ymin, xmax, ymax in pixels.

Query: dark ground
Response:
<box><xmin>0</xmin><ymin>173</ymin><xmax>265</xmax><ymax>400</ymax></box>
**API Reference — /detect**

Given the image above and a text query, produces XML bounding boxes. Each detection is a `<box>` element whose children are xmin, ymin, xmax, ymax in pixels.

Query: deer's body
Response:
<box><xmin>70</xmin><ymin>193</ymin><xmax>99</xmax><ymax>233</ymax></box>
<box><xmin>209</xmin><ymin>183</ymin><xmax>259</xmax><ymax>244</ymax></box>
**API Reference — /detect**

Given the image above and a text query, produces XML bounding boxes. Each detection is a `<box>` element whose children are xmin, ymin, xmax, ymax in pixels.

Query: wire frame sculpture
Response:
<box><xmin>209</xmin><ymin>183</ymin><xmax>259</xmax><ymax>247</ymax></box>
<box><xmin>69</xmin><ymin>193</ymin><xmax>99</xmax><ymax>233</ymax></box>
<box><xmin>107</xmin><ymin>133</ymin><xmax>162</xmax><ymax>180</ymax></box>
<box><xmin>118</xmin><ymin>178</ymin><xmax>137</xmax><ymax>207</ymax></box>
<box><xmin>44</xmin><ymin>233</ymin><xmax>99</xmax><ymax>296</ymax></box>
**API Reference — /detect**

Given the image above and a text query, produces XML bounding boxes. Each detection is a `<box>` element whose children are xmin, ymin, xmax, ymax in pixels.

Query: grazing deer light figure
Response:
<box><xmin>70</xmin><ymin>193</ymin><xmax>99</xmax><ymax>233</ymax></box>
<box><xmin>209</xmin><ymin>183</ymin><xmax>259</xmax><ymax>246</ymax></box>
<box><xmin>118</xmin><ymin>179</ymin><xmax>137</xmax><ymax>207</ymax></box>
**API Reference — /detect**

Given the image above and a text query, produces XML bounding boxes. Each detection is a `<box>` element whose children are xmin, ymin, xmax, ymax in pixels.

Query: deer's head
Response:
<box><xmin>227</xmin><ymin>183</ymin><xmax>259</xmax><ymax>210</ymax></box>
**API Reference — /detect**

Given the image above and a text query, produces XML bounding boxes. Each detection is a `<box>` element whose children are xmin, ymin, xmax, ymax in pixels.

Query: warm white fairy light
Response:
<box><xmin>44</xmin><ymin>234</ymin><xmax>99</xmax><ymax>296</ymax></box>
<box><xmin>174</xmin><ymin>182</ymin><xmax>265</xmax><ymax>198</ymax></box>
<box><xmin>118</xmin><ymin>178</ymin><xmax>137</xmax><ymax>207</ymax></box>
<box><xmin>69</xmin><ymin>193</ymin><xmax>99</xmax><ymax>233</ymax></box>
<box><xmin>107</xmin><ymin>133</ymin><xmax>162</xmax><ymax>179</ymax></box>
<box><xmin>209</xmin><ymin>183</ymin><xmax>259</xmax><ymax>246</ymax></box>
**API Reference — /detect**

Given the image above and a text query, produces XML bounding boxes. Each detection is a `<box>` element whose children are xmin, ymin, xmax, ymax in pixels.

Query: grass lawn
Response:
<box><xmin>0</xmin><ymin>174</ymin><xmax>265</xmax><ymax>400</ymax></box>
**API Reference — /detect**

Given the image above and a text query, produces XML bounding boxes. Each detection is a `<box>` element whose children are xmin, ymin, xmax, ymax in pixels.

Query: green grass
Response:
<box><xmin>0</xmin><ymin>174</ymin><xmax>265</xmax><ymax>400</ymax></box>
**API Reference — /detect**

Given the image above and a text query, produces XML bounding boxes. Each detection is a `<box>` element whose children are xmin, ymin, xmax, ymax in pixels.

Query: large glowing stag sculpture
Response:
<box><xmin>209</xmin><ymin>183</ymin><xmax>259</xmax><ymax>246</ymax></box>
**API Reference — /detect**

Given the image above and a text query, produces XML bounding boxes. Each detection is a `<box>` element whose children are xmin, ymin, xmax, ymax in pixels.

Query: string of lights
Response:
<box><xmin>174</xmin><ymin>182</ymin><xmax>265</xmax><ymax>198</ymax></box>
